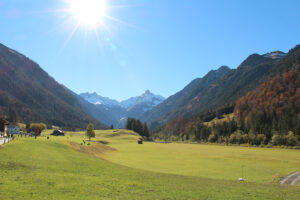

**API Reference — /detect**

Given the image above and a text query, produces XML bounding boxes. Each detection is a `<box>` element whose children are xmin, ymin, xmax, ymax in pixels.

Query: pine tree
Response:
<box><xmin>135</xmin><ymin>120</ymin><xmax>143</xmax><ymax>136</ymax></box>
<box><xmin>126</xmin><ymin>118</ymin><xmax>133</xmax><ymax>130</ymax></box>
<box><xmin>143</xmin><ymin>122</ymin><xmax>151</xmax><ymax>138</ymax></box>
<box><xmin>131</xmin><ymin>119</ymin><xmax>137</xmax><ymax>132</ymax></box>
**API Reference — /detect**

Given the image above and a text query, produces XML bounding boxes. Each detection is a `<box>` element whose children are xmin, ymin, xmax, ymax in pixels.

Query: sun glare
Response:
<box><xmin>69</xmin><ymin>0</ymin><xmax>107</xmax><ymax>28</ymax></box>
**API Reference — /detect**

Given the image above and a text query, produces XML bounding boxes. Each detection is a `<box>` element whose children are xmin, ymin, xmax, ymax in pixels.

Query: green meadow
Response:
<box><xmin>0</xmin><ymin>129</ymin><xmax>299</xmax><ymax>199</ymax></box>
<box><xmin>105</xmin><ymin>139</ymin><xmax>300</xmax><ymax>183</ymax></box>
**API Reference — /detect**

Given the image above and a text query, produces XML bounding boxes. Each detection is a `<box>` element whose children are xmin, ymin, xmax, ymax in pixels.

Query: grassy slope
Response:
<box><xmin>203</xmin><ymin>113</ymin><xmax>235</xmax><ymax>127</ymax></box>
<box><xmin>0</xmin><ymin>130</ymin><xmax>299</xmax><ymax>199</ymax></box>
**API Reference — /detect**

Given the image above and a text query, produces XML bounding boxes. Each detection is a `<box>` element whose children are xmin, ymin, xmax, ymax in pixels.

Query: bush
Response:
<box><xmin>240</xmin><ymin>134</ymin><xmax>249</xmax><ymax>144</ymax></box>
<box><xmin>217</xmin><ymin>136</ymin><xmax>226</xmax><ymax>143</ymax></box>
<box><xmin>248</xmin><ymin>133</ymin><xmax>257</xmax><ymax>145</ymax></box>
<box><xmin>229</xmin><ymin>133</ymin><xmax>236</xmax><ymax>144</ymax></box>
<box><xmin>224</xmin><ymin>137</ymin><xmax>230</xmax><ymax>145</ymax></box>
<box><xmin>189</xmin><ymin>134</ymin><xmax>197</xmax><ymax>142</ymax></box>
<box><xmin>208</xmin><ymin>134</ymin><xmax>217</xmax><ymax>143</ymax></box>
<box><xmin>271</xmin><ymin>134</ymin><xmax>283</xmax><ymax>146</ymax></box>
<box><xmin>285</xmin><ymin>131</ymin><xmax>297</xmax><ymax>146</ymax></box>
<box><xmin>257</xmin><ymin>134</ymin><xmax>267</xmax><ymax>145</ymax></box>
<box><xmin>229</xmin><ymin>131</ymin><xmax>242</xmax><ymax>144</ymax></box>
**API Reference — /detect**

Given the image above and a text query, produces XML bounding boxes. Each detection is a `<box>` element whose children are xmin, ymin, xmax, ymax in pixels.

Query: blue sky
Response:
<box><xmin>1</xmin><ymin>0</ymin><xmax>300</xmax><ymax>101</ymax></box>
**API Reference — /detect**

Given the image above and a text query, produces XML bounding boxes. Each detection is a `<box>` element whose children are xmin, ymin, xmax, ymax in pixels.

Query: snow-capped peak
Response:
<box><xmin>120</xmin><ymin>90</ymin><xmax>165</xmax><ymax>110</ymax></box>
<box><xmin>80</xmin><ymin>90</ymin><xmax>165</xmax><ymax>110</ymax></box>
<box><xmin>263</xmin><ymin>51</ymin><xmax>286</xmax><ymax>59</ymax></box>
<box><xmin>80</xmin><ymin>92</ymin><xmax>119</xmax><ymax>107</ymax></box>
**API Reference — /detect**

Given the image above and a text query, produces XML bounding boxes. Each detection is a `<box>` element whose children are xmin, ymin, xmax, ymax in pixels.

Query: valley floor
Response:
<box><xmin>0</xmin><ymin>130</ymin><xmax>299</xmax><ymax>199</ymax></box>
<box><xmin>104</xmin><ymin>139</ymin><xmax>300</xmax><ymax>184</ymax></box>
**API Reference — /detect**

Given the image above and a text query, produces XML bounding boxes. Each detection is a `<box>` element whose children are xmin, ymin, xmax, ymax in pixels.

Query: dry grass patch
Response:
<box><xmin>69</xmin><ymin>141</ymin><xmax>115</xmax><ymax>158</ymax></box>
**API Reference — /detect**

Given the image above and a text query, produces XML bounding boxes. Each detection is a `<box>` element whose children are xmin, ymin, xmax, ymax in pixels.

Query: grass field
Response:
<box><xmin>105</xmin><ymin>140</ymin><xmax>300</xmax><ymax>183</ymax></box>
<box><xmin>0</xmin><ymin>129</ymin><xmax>299</xmax><ymax>199</ymax></box>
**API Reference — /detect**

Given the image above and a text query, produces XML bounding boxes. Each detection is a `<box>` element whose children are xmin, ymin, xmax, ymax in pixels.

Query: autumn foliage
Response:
<box><xmin>235</xmin><ymin>70</ymin><xmax>300</xmax><ymax>135</ymax></box>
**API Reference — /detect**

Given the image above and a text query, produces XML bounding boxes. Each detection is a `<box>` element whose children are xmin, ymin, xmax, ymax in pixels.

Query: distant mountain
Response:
<box><xmin>68</xmin><ymin>90</ymin><xmax>121</xmax><ymax>128</ymax></box>
<box><xmin>0</xmin><ymin>43</ymin><xmax>106</xmax><ymax>129</ymax></box>
<box><xmin>80</xmin><ymin>90</ymin><xmax>165</xmax><ymax>127</ymax></box>
<box><xmin>122</xmin><ymin>90</ymin><xmax>164</xmax><ymax>110</ymax></box>
<box><xmin>80</xmin><ymin>92</ymin><xmax>120</xmax><ymax>107</ymax></box>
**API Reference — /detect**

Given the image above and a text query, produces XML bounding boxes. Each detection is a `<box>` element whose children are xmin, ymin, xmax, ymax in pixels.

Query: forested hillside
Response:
<box><xmin>235</xmin><ymin>69</ymin><xmax>300</xmax><ymax>140</ymax></box>
<box><xmin>144</xmin><ymin>50</ymin><xmax>287</xmax><ymax>130</ymax></box>
<box><xmin>0</xmin><ymin>43</ymin><xmax>106</xmax><ymax>129</ymax></box>
<box><xmin>154</xmin><ymin>45</ymin><xmax>300</xmax><ymax>146</ymax></box>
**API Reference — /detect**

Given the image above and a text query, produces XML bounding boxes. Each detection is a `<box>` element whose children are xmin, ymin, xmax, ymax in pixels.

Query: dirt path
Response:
<box><xmin>279</xmin><ymin>171</ymin><xmax>300</xmax><ymax>186</ymax></box>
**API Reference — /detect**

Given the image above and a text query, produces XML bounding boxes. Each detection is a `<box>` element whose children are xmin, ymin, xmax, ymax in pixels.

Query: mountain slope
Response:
<box><xmin>143</xmin><ymin>49</ymin><xmax>291</xmax><ymax>128</ymax></box>
<box><xmin>141</xmin><ymin>66</ymin><xmax>231</xmax><ymax>126</ymax></box>
<box><xmin>235</xmin><ymin>69</ymin><xmax>300</xmax><ymax>135</ymax></box>
<box><xmin>155</xmin><ymin>46</ymin><xmax>300</xmax><ymax>138</ymax></box>
<box><xmin>0</xmin><ymin>43</ymin><xmax>106</xmax><ymax>129</ymax></box>
<box><xmin>234</xmin><ymin>46</ymin><xmax>300</xmax><ymax>135</ymax></box>
<box><xmin>68</xmin><ymin>90</ymin><xmax>120</xmax><ymax>127</ymax></box>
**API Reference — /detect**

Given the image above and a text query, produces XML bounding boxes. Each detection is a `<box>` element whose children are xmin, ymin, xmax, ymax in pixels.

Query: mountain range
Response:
<box><xmin>1</xmin><ymin>41</ymin><xmax>298</xmax><ymax>134</ymax></box>
<box><xmin>0</xmin><ymin>42</ymin><xmax>165</xmax><ymax>129</ymax></box>
<box><xmin>80</xmin><ymin>90</ymin><xmax>165</xmax><ymax>127</ymax></box>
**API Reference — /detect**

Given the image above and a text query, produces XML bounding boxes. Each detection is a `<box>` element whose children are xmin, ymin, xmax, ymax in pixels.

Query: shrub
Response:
<box><xmin>285</xmin><ymin>131</ymin><xmax>297</xmax><ymax>146</ymax></box>
<box><xmin>240</xmin><ymin>134</ymin><xmax>249</xmax><ymax>144</ymax></box>
<box><xmin>229</xmin><ymin>133</ymin><xmax>236</xmax><ymax>144</ymax></box>
<box><xmin>229</xmin><ymin>131</ymin><xmax>242</xmax><ymax>144</ymax></box>
<box><xmin>217</xmin><ymin>136</ymin><xmax>225</xmax><ymax>143</ymax></box>
<box><xmin>271</xmin><ymin>134</ymin><xmax>283</xmax><ymax>146</ymax></box>
<box><xmin>248</xmin><ymin>133</ymin><xmax>257</xmax><ymax>145</ymax></box>
<box><xmin>189</xmin><ymin>134</ymin><xmax>197</xmax><ymax>142</ymax></box>
<box><xmin>257</xmin><ymin>134</ymin><xmax>267</xmax><ymax>145</ymax></box>
<box><xmin>208</xmin><ymin>134</ymin><xmax>217</xmax><ymax>143</ymax></box>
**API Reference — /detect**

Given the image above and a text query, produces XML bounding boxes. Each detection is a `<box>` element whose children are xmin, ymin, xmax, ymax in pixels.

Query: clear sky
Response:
<box><xmin>1</xmin><ymin>0</ymin><xmax>300</xmax><ymax>101</ymax></box>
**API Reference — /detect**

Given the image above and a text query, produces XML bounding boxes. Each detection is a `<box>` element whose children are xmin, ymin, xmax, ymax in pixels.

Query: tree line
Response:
<box><xmin>126</xmin><ymin>118</ymin><xmax>150</xmax><ymax>139</ymax></box>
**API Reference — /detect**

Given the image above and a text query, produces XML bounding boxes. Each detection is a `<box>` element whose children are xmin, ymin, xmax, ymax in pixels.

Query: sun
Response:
<box><xmin>69</xmin><ymin>0</ymin><xmax>107</xmax><ymax>28</ymax></box>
